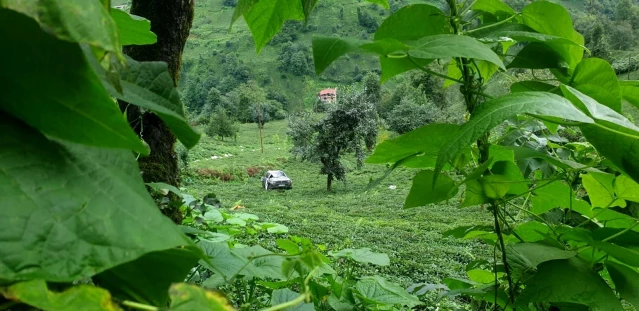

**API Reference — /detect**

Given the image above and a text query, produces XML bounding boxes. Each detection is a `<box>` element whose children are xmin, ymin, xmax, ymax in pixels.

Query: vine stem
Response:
<box><xmin>261</xmin><ymin>294</ymin><xmax>307</xmax><ymax>311</ymax></box>
<box><xmin>121</xmin><ymin>301</ymin><xmax>158</xmax><ymax>311</ymax></box>
<box><xmin>408</xmin><ymin>56</ymin><xmax>463</xmax><ymax>83</ymax></box>
<box><xmin>492</xmin><ymin>203</ymin><xmax>516</xmax><ymax>304</ymax></box>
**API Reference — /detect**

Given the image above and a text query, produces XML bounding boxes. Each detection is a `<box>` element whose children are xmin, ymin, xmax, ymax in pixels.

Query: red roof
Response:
<box><xmin>318</xmin><ymin>88</ymin><xmax>337</xmax><ymax>96</ymax></box>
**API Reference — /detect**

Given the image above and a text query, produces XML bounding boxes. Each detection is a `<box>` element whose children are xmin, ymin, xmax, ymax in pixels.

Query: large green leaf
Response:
<box><xmin>110</xmin><ymin>9</ymin><xmax>157</xmax><ymax>46</ymax></box>
<box><xmin>507</xmin><ymin>42</ymin><xmax>568</xmax><ymax>70</ymax></box>
<box><xmin>561</xmin><ymin>85</ymin><xmax>639</xmax><ymax>133</ymax></box>
<box><xmin>506</xmin><ymin>243</ymin><xmax>576</xmax><ymax>280</ymax></box>
<box><xmin>591</xmin><ymin>242</ymin><xmax>639</xmax><ymax>267</ymax></box>
<box><xmin>96</xmin><ymin>55</ymin><xmax>201</xmax><ymax>149</ymax></box>
<box><xmin>271</xmin><ymin>289</ymin><xmax>313</xmax><ymax>311</ymax></box>
<box><xmin>491</xmin><ymin>161</ymin><xmax>528</xmax><ymax>195</ymax></box>
<box><xmin>354</xmin><ymin>276</ymin><xmax>422</xmax><ymax>308</ymax></box>
<box><xmin>435</xmin><ymin>92</ymin><xmax>593</xmax><ymax>176</ymax></box>
<box><xmin>2</xmin><ymin>0</ymin><xmax>120</xmax><ymax>55</ymax></box>
<box><xmin>311</xmin><ymin>37</ymin><xmax>368</xmax><ymax>75</ymax></box>
<box><xmin>516</xmin><ymin>258</ymin><xmax>623</xmax><ymax>311</ymax></box>
<box><xmin>94</xmin><ymin>247</ymin><xmax>201</xmax><ymax>307</ymax></box>
<box><xmin>570</xmin><ymin>58</ymin><xmax>622</xmax><ymax>113</ymax></box>
<box><xmin>232</xmin><ymin>246</ymin><xmax>286</xmax><ymax>280</ymax></box>
<box><xmin>168</xmin><ymin>283</ymin><xmax>235</xmax><ymax>311</ymax></box>
<box><xmin>472</xmin><ymin>0</ymin><xmax>515</xmax><ymax>20</ymax></box>
<box><xmin>521</xmin><ymin>1</ymin><xmax>584</xmax><ymax>71</ymax></box>
<box><xmin>531</xmin><ymin>181</ymin><xmax>590</xmax><ymax>215</ymax></box>
<box><xmin>408</xmin><ymin>35</ymin><xmax>505</xmax><ymax>70</ymax></box>
<box><xmin>0</xmin><ymin>115</ymin><xmax>190</xmax><ymax>282</ymax></box>
<box><xmin>581</xmin><ymin>173</ymin><xmax>625</xmax><ymax>208</ymax></box>
<box><xmin>606</xmin><ymin>261</ymin><xmax>639</xmax><ymax>309</ymax></box>
<box><xmin>0</xmin><ymin>9</ymin><xmax>147</xmax><ymax>153</ymax></box>
<box><xmin>614</xmin><ymin>175</ymin><xmax>639</xmax><ymax>203</ymax></box>
<box><xmin>0</xmin><ymin>280</ymin><xmax>121</xmax><ymax>311</ymax></box>
<box><xmin>368</xmin><ymin>124</ymin><xmax>461</xmax><ymax>166</ymax></box>
<box><xmin>330</xmin><ymin>248</ymin><xmax>390</xmax><ymax>266</ymax></box>
<box><xmin>619</xmin><ymin>80</ymin><xmax>639</xmax><ymax>109</ymax></box>
<box><xmin>242</xmin><ymin>0</ymin><xmax>304</xmax><ymax>53</ymax></box>
<box><xmin>405</xmin><ymin>170</ymin><xmax>458</xmax><ymax>208</ymax></box>
<box><xmin>374</xmin><ymin>4</ymin><xmax>450</xmax><ymax>81</ymax></box>
<box><xmin>510</xmin><ymin>80</ymin><xmax>557</xmax><ymax>93</ymax></box>
<box><xmin>198</xmin><ymin>241</ymin><xmax>249</xmax><ymax>282</ymax></box>
<box><xmin>580</xmin><ymin>123</ymin><xmax>639</xmax><ymax>183</ymax></box>
<box><xmin>474</xmin><ymin>23</ymin><xmax>583</xmax><ymax>46</ymax></box>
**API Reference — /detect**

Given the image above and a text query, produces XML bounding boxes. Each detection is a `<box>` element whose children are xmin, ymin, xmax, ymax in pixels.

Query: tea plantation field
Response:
<box><xmin>180</xmin><ymin>119</ymin><xmax>492</xmax><ymax>301</ymax></box>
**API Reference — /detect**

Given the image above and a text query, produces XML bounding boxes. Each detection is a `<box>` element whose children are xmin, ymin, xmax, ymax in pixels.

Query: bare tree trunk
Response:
<box><xmin>119</xmin><ymin>0</ymin><xmax>194</xmax><ymax>224</ymax></box>
<box><xmin>327</xmin><ymin>173</ymin><xmax>333</xmax><ymax>192</ymax></box>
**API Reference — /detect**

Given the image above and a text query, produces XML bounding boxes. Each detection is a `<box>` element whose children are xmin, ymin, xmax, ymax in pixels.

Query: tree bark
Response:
<box><xmin>327</xmin><ymin>173</ymin><xmax>333</xmax><ymax>192</ymax></box>
<box><xmin>119</xmin><ymin>0</ymin><xmax>194</xmax><ymax>224</ymax></box>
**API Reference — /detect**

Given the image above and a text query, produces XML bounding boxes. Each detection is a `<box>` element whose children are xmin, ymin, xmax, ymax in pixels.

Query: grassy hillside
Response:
<box><xmin>181</xmin><ymin>120</ymin><xmax>492</xmax><ymax>303</ymax></box>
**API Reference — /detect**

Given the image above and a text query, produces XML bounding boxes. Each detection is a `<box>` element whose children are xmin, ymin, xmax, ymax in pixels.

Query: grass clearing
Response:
<box><xmin>181</xmin><ymin>120</ymin><xmax>492</xmax><ymax>291</ymax></box>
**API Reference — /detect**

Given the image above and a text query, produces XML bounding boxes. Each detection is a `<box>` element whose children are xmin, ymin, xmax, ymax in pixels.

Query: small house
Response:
<box><xmin>317</xmin><ymin>88</ymin><xmax>337</xmax><ymax>103</ymax></box>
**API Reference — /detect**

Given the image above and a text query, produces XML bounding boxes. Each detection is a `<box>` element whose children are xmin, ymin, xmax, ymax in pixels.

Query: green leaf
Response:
<box><xmin>514</xmin><ymin>221</ymin><xmax>550</xmax><ymax>242</ymax></box>
<box><xmin>581</xmin><ymin>173</ymin><xmax>625</xmax><ymax>208</ymax></box>
<box><xmin>619</xmin><ymin>80</ymin><xmax>639</xmax><ymax>109</ymax></box>
<box><xmin>0</xmin><ymin>9</ymin><xmax>147</xmax><ymax>153</ymax></box>
<box><xmin>168</xmin><ymin>283</ymin><xmax>235</xmax><ymax>311</ymax></box>
<box><xmin>242</xmin><ymin>0</ymin><xmax>304</xmax><ymax>53</ymax></box>
<box><xmin>435</xmin><ymin>92</ymin><xmax>593</xmax><ymax>177</ymax></box>
<box><xmin>479</xmin><ymin>175</ymin><xmax>510</xmax><ymax>199</ymax></box>
<box><xmin>110</xmin><ymin>9</ymin><xmax>157</xmax><ymax>46</ymax></box>
<box><xmin>93</xmin><ymin>55</ymin><xmax>200</xmax><ymax>149</ymax></box>
<box><xmin>354</xmin><ymin>276</ymin><xmax>422</xmax><ymax>308</ymax></box>
<box><xmin>570</xmin><ymin>58</ymin><xmax>622</xmax><ymax>113</ymax></box>
<box><xmin>491</xmin><ymin>161</ymin><xmax>528</xmax><ymax>195</ymax></box>
<box><xmin>444</xmin><ymin>60</ymin><xmax>499</xmax><ymax>88</ymax></box>
<box><xmin>271</xmin><ymin>289</ymin><xmax>313</xmax><ymax>311</ymax></box>
<box><xmin>405</xmin><ymin>170</ymin><xmax>458</xmax><ymax>208</ymax></box>
<box><xmin>230</xmin><ymin>0</ymin><xmax>258</xmax><ymax>26</ymax></box>
<box><xmin>475</xmin><ymin>24</ymin><xmax>583</xmax><ymax>46</ymax></box>
<box><xmin>276</xmin><ymin>239</ymin><xmax>301</xmax><ymax>255</ymax></box>
<box><xmin>374</xmin><ymin>4</ymin><xmax>450</xmax><ymax>81</ymax></box>
<box><xmin>94</xmin><ymin>247</ymin><xmax>202</xmax><ymax>307</ymax></box>
<box><xmin>561</xmin><ymin>85</ymin><xmax>639</xmax><ymax>133</ymax></box>
<box><xmin>301</xmin><ymin>0</ymin><xmax>318</xmax><ymax>20</ymax></box>
<box><xmin>516</xmin><ymin>258</ymin><xmax>623</xmax><ymax>311</ymax></box>
<box><xmin>0</xmin><ymin>115</ymin><xmax>189</xmax><ymax>282</ymax></box>
<box><xmin>408</xmin><ymin>35</ymin><xmax>505</xmax><ymax>70</ymax></box>
<box><xmin>506</xmin><ymin>243</ymin><xmax>576</xmax><ymax>279</ymax></box>
<box><xmin>614</xmin><ymin>175</ymin><xmax>639</xmax><ymax>203</ymax></box>
<box><xmin>507</xmin><ymin>42</ymin><xmax>569</xmax><ymax>70</ymax></box>
<box><xmin>461</xmin><ymin>179</ymin><xmax>490</xmax><ymax>207</ymax></box>
<box><xmin>521</xmin><ymin>1</ymin><xmax>584</xmax><ymax>70</ymax></box>
<box><xmin>606</xmin><ymin>261</ymin><xmax>639</xmax><ymax>309</ymax></box>
<box><xmin>0</xmin><ymin>280</ymin><xmax>121</xmax><ymax>311</ymax></box>
<box><xmin>2</xmin><ymin>0</ymin><xmax>121</xmax><ymax>55</ymax></box>
<box><xmin>146</xmin><ymin>182</ymin><xmax>183</xmax><ymax>196</ymax></box>
<box><xmin>312</xmin><ymin>37</ymin><xmax>368</xmax><ymax>75</ymax></box>
<box><xmin>467</xmin><ymin>269</ymin><xmax>495</xmax><ymax>284</ymax></box>
<box><xmin>330</xmin><ymin>248</ymin><xmax>390</xmax><ymax>266</ymax></box>
<box><xmin>580</xmin><ymin>122</ymin><xmax>639</xmax><ymax>184</ymax></box>
<box><xmin>232</xmin><ymin>246</ymin><xmax>286</xmax><ymax>280</ymax></box>
<box><xmin>198</xmin><ymin>241</ymin><xmax>248</xmax><ymax>282</ymax></box>
<box><xmin>591</xmin><ymin>241</ymin><xmax>639</xmax><ymax>267</ymax></box>
<box><xmin>472</xmin><ymin>0</ymin><xmax>515</xmax><ymax>20</ymax></box>
<box><xmin>368</xmin><ymin>124</ymin><xmax>461</xmax><ymax>167</ymax></box>
<box><xmin>365</xmin><ymin>0</ymin><xmax>389</xmax><ymax>9</ymax></box>
<box><xmin>531</xmin><ymin>181</ymin><xmax>591</xmax><ymax>215</ymax></box>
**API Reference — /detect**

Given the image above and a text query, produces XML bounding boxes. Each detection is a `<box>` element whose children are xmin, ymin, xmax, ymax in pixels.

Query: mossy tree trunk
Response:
<box><xmin>119</xmin><ymin>0</ymin><xmax>194</xmax><ymax>224</ymax></box>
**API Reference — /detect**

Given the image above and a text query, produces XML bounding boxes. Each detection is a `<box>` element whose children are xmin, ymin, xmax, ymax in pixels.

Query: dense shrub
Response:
<box><xmin>386</xmin><ymin>99</ymin><xmax>438</xmax><ymax>134</ymax></box>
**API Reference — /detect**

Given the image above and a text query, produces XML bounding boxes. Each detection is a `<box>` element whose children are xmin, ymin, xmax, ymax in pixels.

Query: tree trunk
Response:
<box><xmin>119</xmin><ymin>0</ymin><xmax>194</xmax><ymax>224</ymax></box>
<box><xmin>327</xmin><ymin>173</ymin><xmax>333</xmax><ymax>192</ymax></box>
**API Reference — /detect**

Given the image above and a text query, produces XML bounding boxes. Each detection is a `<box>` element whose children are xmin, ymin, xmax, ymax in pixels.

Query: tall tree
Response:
<box><xmin>288</xmin><ymin>91</ymin><xmax>377</xmax><ymax>191</ymax></box>
<box><xmin>119</xmin><ymin>0</ymin><xmax>195</xmax><ymax>223</ymax></box>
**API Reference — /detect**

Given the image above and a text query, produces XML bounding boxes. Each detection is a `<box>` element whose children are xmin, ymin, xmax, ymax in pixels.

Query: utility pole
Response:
<box><xmin>258</xmin><ymin>102</ymin><xmax>264</xmax><ymax>153</ymax></box>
